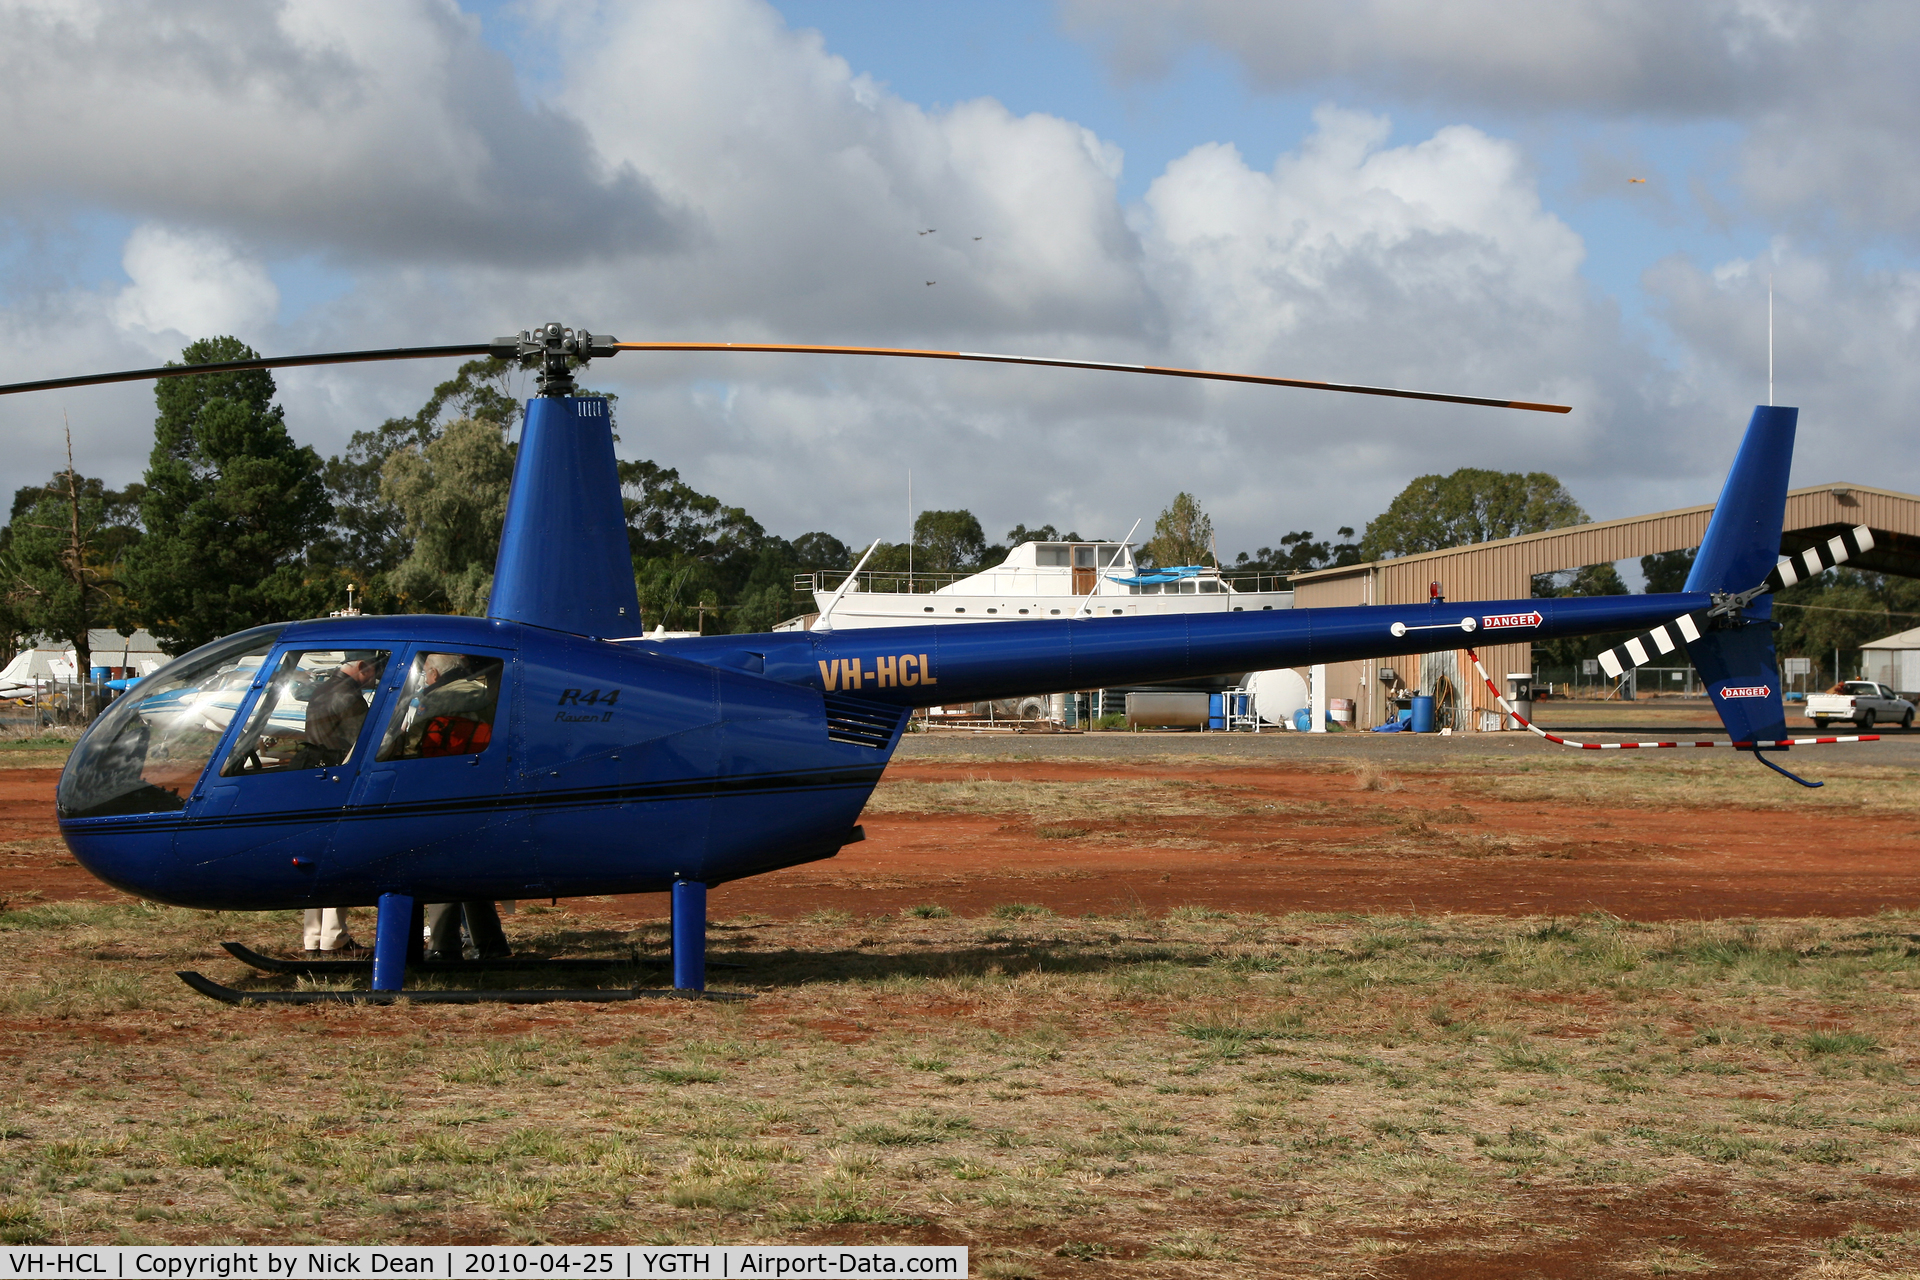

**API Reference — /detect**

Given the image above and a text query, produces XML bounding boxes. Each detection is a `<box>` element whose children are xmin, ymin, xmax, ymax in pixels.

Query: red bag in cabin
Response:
<box><xmin>420</xmin><ymin>716</ymin><xmax>490</xmax><ymax>757</ymax></box>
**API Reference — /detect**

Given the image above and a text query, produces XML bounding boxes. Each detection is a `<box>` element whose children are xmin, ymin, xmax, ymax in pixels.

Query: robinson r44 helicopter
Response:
<box><xmin>2</xmin><ymin>324</ymin><xmax>1863</xmax><ymax>1002</ymax></box>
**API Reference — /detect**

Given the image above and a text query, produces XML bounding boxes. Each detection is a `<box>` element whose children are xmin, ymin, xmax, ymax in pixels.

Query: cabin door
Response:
<box><xmin>1072</xmin><ymin>545</ymin><xmax>1097</xmax><ymax>594</ymax></box>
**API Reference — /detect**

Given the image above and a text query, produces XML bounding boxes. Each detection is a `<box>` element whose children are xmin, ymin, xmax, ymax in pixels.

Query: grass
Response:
<box><xmin>862</xmin><ymin>775</ymin><xmax>1268</xmax><ymax>820</ymax></box>
<box><xmin>0</xmin><ymin>730</ymin><xmax>75</xmax><ymax>770</ymax></box>
<box><xmin>0</xmin><ymin>899</ymin><xmax>1916</xmax><ymax>1272</ymax></box>
<box><xmin>1451</xmin><ymin>753</ymin><xmax>1920</xmax><ymax>816</ymax></box>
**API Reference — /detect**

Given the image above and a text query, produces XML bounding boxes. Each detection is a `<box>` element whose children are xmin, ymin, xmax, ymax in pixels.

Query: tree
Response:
<box><xmin>1142</xmin><ymin>492</ymin><xmax>1214</xmax><ymax>569</ymax></box>
<box><xmin>321</xmin><ymin>357</ymin><xmax>520</xmax><ymax>609</ymax></box>
<box><xmin>1641</xmin><ymin>548</ymin><xmax>1697</xmax><ymax>594</ymax></box>
<box><xmin>791</xmin><ymin>532</ymin><xmax>850</xmax><ymax>571</ymax></box>
<box><xmin>1004</xmin><ymin>522</ymin><xmax>1082</xmax><ymax>547</ymax></box>
<box><xmin>619</xmin><ymin>459</ymin><xmax>766</xmax><ymax>564</ymax></box>
<box><xmin>4</xmin><ymin>438</ymin><xmax>143</xmax><ymax>686</ymax></box>
<box><xmin>1233</xmin><ymin>528</ymin><xmax>1361</xmax><ymax>579</ymax></box>
<box><xmin>1359</xmin><ymin>469</ymin><xmax>1588</xmax><ymax>560</ymax></box>
<box><xmin>1773</xmin><ymin>570</ymin><xmax>1920</xmax><ymax>683</ymax></box>
<box><xmin>1530</xmin><ymin>560</ymin><xmax>1631</xmax><ymax>668</ymax></box>
<box><xmin>0</xmin><ymin>519</ymin><xmax>27</xmax><ymax>666</ymax></box>
<box><xmin>635</xmin><ymin>557</ymin><xmax>721</xmax><ymax>633</ymax></box>
<box><xmin>382</xmin><ymin>417</ymin><xmax>517</xmax><ymax>615</ymax></box>
<box><xmin>912</xmin><ymin>509</ymin><xmax>988</xmax><ymax>573</ymax></box>
<box><xmin>120</xmin><ymin>338</ymin><xmax>333</xmax><ymax>654</ymax></box>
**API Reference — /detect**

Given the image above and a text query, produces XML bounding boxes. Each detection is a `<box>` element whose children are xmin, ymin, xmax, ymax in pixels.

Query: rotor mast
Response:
<box><xmin>490</xmin><ymin>322</ymin><xmax>617</xmax><ymax>397</ymax></box>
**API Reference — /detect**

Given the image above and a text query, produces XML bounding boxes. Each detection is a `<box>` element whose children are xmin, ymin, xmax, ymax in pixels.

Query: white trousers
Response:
<box><xmin>302</xmin><ymin>907</ymin><xmax>353</xmax><ymax>951</ymax></box>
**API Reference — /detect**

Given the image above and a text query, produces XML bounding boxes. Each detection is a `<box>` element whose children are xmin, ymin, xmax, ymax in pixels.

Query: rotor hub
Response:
<box><xmin>490</xmin><ymin>322</ymin><xmax>617</xmax><ymax>397</ymax></box>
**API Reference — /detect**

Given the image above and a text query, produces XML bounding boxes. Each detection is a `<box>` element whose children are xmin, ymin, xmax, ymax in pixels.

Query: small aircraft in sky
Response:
<box><xmin>0</xmin><ymin>324</ymin><xmax>1852</xmax><ymax>1002</ymax></box>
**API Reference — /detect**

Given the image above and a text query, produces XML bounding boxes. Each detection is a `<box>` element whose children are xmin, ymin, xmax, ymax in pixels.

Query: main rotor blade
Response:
<box><xmin>0</xmin><ymin>344</ymin><xmax>493</xmax><ymax>398</ymax></box>
<box><xmin>611</xmin><ymin>341</ymin><xmax>1572</xmax><ymax>413</ymax></box>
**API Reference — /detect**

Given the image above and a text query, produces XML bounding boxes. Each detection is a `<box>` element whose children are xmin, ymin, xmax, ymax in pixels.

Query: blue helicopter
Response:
<box><xmin>5</xmin><ymin>323</ymin><xmax>1841</xmax><ymax>1002</ymax></box>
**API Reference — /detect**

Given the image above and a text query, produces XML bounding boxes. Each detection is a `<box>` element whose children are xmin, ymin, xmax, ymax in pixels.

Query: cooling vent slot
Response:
<box><xmin>823</xmin><ymin>693</ymin><xmax>908</xmax><ymax>749</ymax></box>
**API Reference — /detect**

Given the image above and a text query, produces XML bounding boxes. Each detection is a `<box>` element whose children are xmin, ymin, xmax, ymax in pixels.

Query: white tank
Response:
<box><xmin>1247</xmin><ymin>668</ymin><xmax>1309</xmax><ymax>728</ymax></box>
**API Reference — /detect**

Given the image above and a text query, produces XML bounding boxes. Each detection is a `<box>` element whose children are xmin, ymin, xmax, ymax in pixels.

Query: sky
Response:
<box><xmin>3</xmin><ymin>0</ymin><xmax>1917</xmax><ymax>569</ymax></box>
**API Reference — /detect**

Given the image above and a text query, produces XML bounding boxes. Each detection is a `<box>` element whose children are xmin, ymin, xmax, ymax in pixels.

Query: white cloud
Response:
<box><xmin>1064</xmin><ymin>0</ymin><xmax>1920</xmax><ymax>244</ymax></box>
<box><xmin>544</xmin><ymin>0</ymin><xmax>1146</xmax><ymax>339</ymax></box>
<box><xmin>1062</xmin><ymin>0</ymin><xmax>1805</xmax><ymax>114</ymax></box>
<box><xmin>6</xmin><ymin>0</ymin><xmax>1914</xmax><ymax>566</ymax></box>
<box><xmin>112</xmin><ymin>225</ymin><xmax>280</xmax><ymax>349</ymax></box>
<box><xmin>1645</xmin><ymin>246</ymin><xmax>1920</xmax><ymax>488</ymax></box>
<box><xmin>0</xmin><ymin>0</ymin><xmax>679</xmax><ymax>264</ymax></box>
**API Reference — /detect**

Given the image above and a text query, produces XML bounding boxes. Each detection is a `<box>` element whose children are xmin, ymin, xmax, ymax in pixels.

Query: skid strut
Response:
<box><xmin>177</xmin><ymin>884</ymin><xmax>741</xmax><ymax>1003</ymax></box>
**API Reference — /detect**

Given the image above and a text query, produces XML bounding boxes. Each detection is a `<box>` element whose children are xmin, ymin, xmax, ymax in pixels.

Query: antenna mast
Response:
<box><xmin>1768</xmin><ymin>274</ymin><xmax>1774</xmax><ymax>407</ymax></box>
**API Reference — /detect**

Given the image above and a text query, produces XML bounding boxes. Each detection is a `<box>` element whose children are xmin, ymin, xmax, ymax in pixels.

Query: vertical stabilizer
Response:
<box><xmin>1681</xmin><ymin>406</ymin><xmax>1798</xmax><ymax>749</ymax></box>
<box><xmin>1684</xmin><ymin>405</ymin><xmax>1797</xmax><ymax>595</ymax></box>
<box><xmin>489</xmin><ymin>396</ymin><xmax>640</xmax><ymax>637</ymax></box>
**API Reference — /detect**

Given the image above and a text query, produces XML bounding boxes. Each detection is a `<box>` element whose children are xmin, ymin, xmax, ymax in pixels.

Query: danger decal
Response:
<box><xmin>1480</xmin><ymin>611</ymin><xmax>1543</xmax><ymax>630</ymax></box>
<box><xmin>1719</xmin><ymin>684</ymin><xmax>1772</xmax><ymax>699</ymax></box>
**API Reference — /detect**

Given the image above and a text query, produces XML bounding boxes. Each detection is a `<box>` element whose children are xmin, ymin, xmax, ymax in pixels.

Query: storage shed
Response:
<box><xmin>1862</xmin><ymin>626</ymin><xmax>1920</xmax><ymax>699</ymax></box>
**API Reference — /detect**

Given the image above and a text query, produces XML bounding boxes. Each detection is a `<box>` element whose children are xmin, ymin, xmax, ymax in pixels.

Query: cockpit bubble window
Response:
<box><xmin>56</xmin><ymin>624</ymin><xmax>286</xmax><ymax>819</ymax></box>
<box><xmin>220</xmin><ymin>650</ymin><xmax>391</xmax><ymax>776</ymax></box>
<box><xmin>376</xmin><ymin>652</ymin><xmax>506</xmax><ymax>762</ymax></box>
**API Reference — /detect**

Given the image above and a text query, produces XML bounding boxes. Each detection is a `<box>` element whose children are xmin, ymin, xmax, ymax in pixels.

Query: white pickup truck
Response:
<box><xmin>1806</xmin><ymin>681</ymin><xmax>1915</xmax><ymax>730</ymax></box>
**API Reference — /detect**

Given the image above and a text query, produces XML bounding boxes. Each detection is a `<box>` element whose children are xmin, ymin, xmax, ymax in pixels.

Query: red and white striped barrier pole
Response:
<box><xmin>1462</xmin><ymin>648</ymin><xmax>1880</xmax><ymax>751</ymax></box>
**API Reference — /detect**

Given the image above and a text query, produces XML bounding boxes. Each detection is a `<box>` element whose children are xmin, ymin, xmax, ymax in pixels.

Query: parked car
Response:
<box><xmin>1806</xmin><ymin>681</ymin><xmax>1916</xmax><ymax>730</ymax></box>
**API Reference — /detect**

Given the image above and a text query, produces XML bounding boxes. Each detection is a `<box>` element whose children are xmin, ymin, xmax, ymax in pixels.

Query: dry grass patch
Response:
<box><xmin>0</xmin><ymin>735</ymin><xmax>74</xmax><ymax>770</ymax></box>
<box><xmin>1452</xmin><ymin>754</ymin><xmax>1920</xmax><ymax>817</ymax></box>
<box><xmin>0</xmin><ymin>898</ymin><xmax>1916</xmax><ymax>1271</ymax></box>
<box><xmin>864</xmin><ymin>775</ymin><xmax>1292</xmax><ymax>820</ymax></box>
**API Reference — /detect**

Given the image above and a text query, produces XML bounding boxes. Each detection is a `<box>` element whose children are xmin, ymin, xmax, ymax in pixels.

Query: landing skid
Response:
<box><xmin>182</xmin><ymin>881</ymin><xmax>730</xmax><ymax>1004</ymax></box>
<box><xmin>220</xmin><ymin>941</ymin><xmax>642</xmax><ymax>976</ymax></box>
<box><xmin>219</xmin><ymin>941</ymin><xmax>745</xmax><ymax>976</ymax></box>
<box><xmin>177</xmin><ymin>971</ymin><xmax>747</xmax><ymax>1004</ymax></box>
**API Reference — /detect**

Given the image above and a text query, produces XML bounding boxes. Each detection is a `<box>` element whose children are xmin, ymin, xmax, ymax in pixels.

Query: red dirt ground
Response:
<box><xmin>8</xmin><ymin>759</ymin><xmax>1917</xmax><ymax>921</ymax></box>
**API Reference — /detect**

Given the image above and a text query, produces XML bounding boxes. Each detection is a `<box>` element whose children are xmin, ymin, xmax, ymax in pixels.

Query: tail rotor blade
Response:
<box><xmin>1763</xmin><ymin>525</ymin><xmax>1874</xmax><ymax>592</ymax></box>
<box><xmin>1594</xmin><ymin>523</ymin><xmax>1873</xmax><ymax>681</ymax></box>
<box><xmin>1596</xmin><ymin>612</ymin><xmax>1708</xmax><ymax>680</ymax></box>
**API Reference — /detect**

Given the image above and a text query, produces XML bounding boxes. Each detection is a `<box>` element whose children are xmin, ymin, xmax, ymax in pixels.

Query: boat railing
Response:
<box><xmin>794</xmin><ymin>569</ymin><xmax>973</xmax><ymax>598</ymax></box>
<box><xmin>1122</xmin><ymin>572</ymin><xmax>1295</xmax><ymax>595</ymax></box>
<box><xmin>795</xmin><ymin>568</ymin><xmax>1298</xmax><ymax>599</ymax></box>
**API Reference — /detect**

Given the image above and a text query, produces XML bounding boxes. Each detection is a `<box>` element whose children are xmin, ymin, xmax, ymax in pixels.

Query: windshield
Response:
<box><xmin>57</xmin><ymin>624</ymin><xmax>286</xmax><ymax>819</ymax></box>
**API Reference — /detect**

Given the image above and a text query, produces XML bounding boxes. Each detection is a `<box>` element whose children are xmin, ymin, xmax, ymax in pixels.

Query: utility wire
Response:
<box><xmin>1772</xmin><ymin>601</ymin><xmax>1920</xmax><ymax>618</ymax></box>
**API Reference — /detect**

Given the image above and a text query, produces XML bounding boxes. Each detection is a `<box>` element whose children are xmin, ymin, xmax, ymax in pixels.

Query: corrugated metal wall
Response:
<box><xmin>1290</xmin><ymin>483</ymin><xmax>1920</xmax><ymax>731</ymax></box>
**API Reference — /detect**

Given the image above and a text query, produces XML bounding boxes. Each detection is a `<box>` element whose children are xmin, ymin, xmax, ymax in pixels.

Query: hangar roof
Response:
<box><xmin>1289</xmin><ymin>481</ymin><xmax>1920</xmax><ymax>608</ymax></box>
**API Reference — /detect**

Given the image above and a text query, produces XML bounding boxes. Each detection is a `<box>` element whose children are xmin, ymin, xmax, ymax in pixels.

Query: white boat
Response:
<box><xmin>775</xmin><ymin>539</ymin><xmax>1293</xmax><ymax>631</ymax></box>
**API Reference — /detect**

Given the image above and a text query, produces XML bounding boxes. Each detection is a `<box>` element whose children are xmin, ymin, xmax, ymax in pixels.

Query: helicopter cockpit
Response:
<box><xmin>56</xmin><ymin>624</ymin><xmax>287</xmax><ymax>820</ymax></box>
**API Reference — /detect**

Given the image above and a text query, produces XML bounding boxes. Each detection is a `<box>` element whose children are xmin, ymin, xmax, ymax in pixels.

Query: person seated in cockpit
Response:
<box><xmin>300</xmin><ymin>652</ymin><xmax>386</xmax><ymax>766</ymax></box>
<box><xmin>400</xmin><ymin>653</ymin><xmax>498</xmax><ymax>758</ymax></box>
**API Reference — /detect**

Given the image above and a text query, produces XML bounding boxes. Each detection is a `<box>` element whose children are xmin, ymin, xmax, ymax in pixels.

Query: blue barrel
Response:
<box><xmin>1410</xmin><ymin>694</ymin><xmax>1436</xmax><ymax>733</ymax></box>
<box><xmin>1207</xmin><ymin>693</ymin><xmax>1225</xmax><ymax>730</ymax></box>
<box><xmin>90</xmin><ymin>666</ymin><xmax>111</xmax><ymax>682</ymax></box>
<box><xmin>1292</xmin><ymin>707</ymin><xmax>1313</xmax><ymax>732</ymax></box>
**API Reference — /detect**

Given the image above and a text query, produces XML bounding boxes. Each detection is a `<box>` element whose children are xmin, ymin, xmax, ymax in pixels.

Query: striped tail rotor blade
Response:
<box><xmin>1763</xmin><ymin>525</ymin><xmax>1873</xmax><ymax>592</ymax></box>
<box><xmin>1595</xmin><ymin>612</ymin><xmax>1706</xmax><ymax>680</ymax></box>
